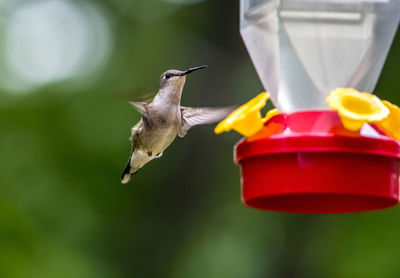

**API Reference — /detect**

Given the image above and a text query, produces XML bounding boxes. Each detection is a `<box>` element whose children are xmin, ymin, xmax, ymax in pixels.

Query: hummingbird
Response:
<box><xmin>121</xmin><ymin>65</ymin><xmax>234</xmax><ymax>184</ymax></box>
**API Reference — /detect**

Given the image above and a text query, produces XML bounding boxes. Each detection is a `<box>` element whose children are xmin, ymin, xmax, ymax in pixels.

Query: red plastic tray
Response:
<box><xmin>235</xmin><ymin>110</ymin><xmax>400</xmax><ymax>213</ymax></box>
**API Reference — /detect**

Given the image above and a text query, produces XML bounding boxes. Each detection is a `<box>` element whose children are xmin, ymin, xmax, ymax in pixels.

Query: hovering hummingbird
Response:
<box><xmin>121</xmin><ymin>65</ymin><xmax>234</xmax><ymax>183</ymax></box>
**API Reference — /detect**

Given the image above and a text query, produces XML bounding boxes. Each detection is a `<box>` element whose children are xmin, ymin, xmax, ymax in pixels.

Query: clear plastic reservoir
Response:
<box><xmin>240</xmin><ymin>0</ymin><xmax>400</xmax><ymax>112</ymax></box>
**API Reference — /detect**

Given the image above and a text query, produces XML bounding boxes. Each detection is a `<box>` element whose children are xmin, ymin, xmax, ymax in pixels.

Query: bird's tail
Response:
<box><xmin>121</xmin><ymin>161</ymin><xmax>139</xmax><ymax>184</ymax></box>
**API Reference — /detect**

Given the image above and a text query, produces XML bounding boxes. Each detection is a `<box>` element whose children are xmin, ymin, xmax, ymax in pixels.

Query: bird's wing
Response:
<box><xmin>178</xmin><ymin>106</ymin><xmax>235</xmax><ymax>137</ymax></box>
<box><xmin>115</xmin><ymin>88</ymin><xmax>155</xmax><ymax>103</ymax></box>
<box><xmin>130</xmin><ymin>102</ymin><xmax>154</xmax><ymax>129</ymax></box>
<box><xmin>130</xmin><ymin>102</ymin><xmax>148</xmax><ymax>117</ymax></box>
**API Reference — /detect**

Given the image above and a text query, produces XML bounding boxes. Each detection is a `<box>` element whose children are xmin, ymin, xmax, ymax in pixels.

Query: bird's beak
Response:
<box><xmin>178</xmin><ymin>65</ymin><xmax>208</xmax><ymax>76</ymax></box>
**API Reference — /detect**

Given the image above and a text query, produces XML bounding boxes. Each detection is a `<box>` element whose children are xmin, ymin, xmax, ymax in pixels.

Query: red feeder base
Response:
<box><xmin>235</xmin><ymin>111</ymin><xmax>400</xmax><ymax>213</ymax></box>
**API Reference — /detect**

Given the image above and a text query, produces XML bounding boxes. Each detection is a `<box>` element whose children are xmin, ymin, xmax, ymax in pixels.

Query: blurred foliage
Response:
<box><xmin>0</xmin><ymin>0</ymin><xmax>399</xmax><ymax>277</ymax></box>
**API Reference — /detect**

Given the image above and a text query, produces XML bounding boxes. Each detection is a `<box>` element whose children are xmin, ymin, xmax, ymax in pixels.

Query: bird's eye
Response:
<box><xmin>165</xmin><ymin>73</ymin><xmax>172</xmax><ymax>79</ymax></box>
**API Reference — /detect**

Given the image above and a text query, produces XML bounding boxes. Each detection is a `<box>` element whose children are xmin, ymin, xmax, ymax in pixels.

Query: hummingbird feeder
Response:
<box><xmin>216</xmin><ymin>0</ymin><xmax>400</xmax><ymax>213</ymax></box>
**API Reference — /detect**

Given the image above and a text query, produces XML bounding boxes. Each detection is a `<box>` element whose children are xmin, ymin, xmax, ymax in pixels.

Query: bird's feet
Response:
<box><xmin>146</xmin><ymin>150</ymin><xmax>162</xmax><ymax>158</ymax></box>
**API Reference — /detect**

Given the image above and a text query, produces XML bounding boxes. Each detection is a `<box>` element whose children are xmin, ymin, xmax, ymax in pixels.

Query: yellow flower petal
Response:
<box><xmin>214</xmin><ymin>92</ymin><xmax>270</xmax><ymax>137</ymax></box>
<box><xmin>262</xmin><ymin>108</ymin><xmax>279</xmax><ymax>124</ymax></box>
<box><xmin>326</xmin><ymin>88</ymin><xmax>389</xmax><ymax>131</ymax></box>
<box><xmin>375</xmin><ymin>100</ymin><xmax>400</xmax><ymax>140</ymax></box>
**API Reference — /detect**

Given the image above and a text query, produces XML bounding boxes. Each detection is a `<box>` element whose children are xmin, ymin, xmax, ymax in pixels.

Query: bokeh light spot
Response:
<box><xmin>3</xmin><ymin>0</ymin><xmax>111</xmax><ymax>92</ymax></box>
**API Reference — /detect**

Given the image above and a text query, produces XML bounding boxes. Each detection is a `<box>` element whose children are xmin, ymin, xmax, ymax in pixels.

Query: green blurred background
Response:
<box><xmin>0</xmin><ymin>0</ymin><xmax>399</xmax><ymax>277</ymax></box>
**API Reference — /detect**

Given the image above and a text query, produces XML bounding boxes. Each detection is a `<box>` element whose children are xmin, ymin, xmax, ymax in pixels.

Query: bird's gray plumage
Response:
<box><xmin>121</xmin><ymin>65</ymin><xmax>234</xmax><ymax>184</ymax></box>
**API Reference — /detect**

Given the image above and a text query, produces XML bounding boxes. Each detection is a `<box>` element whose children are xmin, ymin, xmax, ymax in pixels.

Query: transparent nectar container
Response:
<box><xmin>240</xmin><ymin>0</ymin><xmax>400</xmax><ymax>112</ymax></box>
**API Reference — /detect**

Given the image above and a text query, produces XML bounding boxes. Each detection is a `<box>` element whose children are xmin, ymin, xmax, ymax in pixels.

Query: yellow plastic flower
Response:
<box><xmin>326</xmin><ymin>88</ymin><xmax>389</xmax><ymax>131</ymax></box>
<box><xmin>263</xmin><ymin>108</ymin><xmax>279</xmax><ymax>124</ymax></box>
<box><xmin>375</xmin><ymin>100</ymin><xmax>400</xmax><ymax>140</ymax></box>
<box><xmin>214</xmin><ymin>92</ymin><xmax>276</xmax><ymax>137</ymax></box>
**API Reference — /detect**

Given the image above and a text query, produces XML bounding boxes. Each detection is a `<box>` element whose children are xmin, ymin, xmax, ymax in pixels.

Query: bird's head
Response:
<box><xmin>159</xmin><ymin>65</ymin><xmax>207</xmax><ymax>92</ymax></box>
